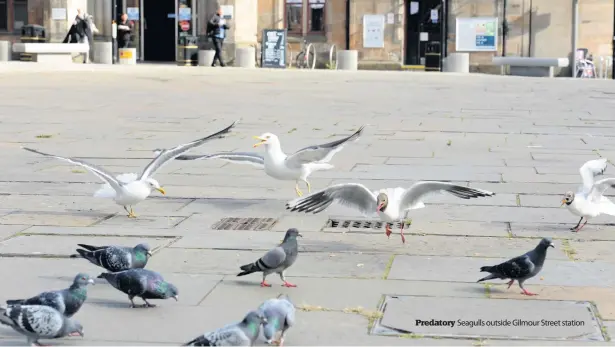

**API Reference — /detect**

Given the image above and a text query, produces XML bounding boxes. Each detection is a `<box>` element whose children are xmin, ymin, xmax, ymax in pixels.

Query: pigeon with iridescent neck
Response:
<box><xmin>97</xmin><ymin>268</ymin><xmax>178</xmax><ymax>308</ymax></box>
<box><xmin>70</xmin><ymin>243</ymin><xmax>152</xmax><ymax>272</ymax></box>
<box><xmin>6</xmin><ymin>273</ymin><xmax>94</xmax><ymax>318</ymax></box>
<box><xmin>183</xmin><ymin>310</ymin><xmax>266</xmax><ymax>346</ymax></box>
<box><xmin>257</xmin><ymin>294</ymin><xmax>296</xmax><ymax>346</ymax></box>
<box><xmin>0</xmin><ymin>305</ymin><xmax>84</xmax><ymax>346</ymax></box>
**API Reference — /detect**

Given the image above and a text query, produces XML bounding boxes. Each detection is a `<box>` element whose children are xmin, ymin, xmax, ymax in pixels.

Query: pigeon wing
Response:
<box><xmin>15</xmin><ymin>306</ymin><xmax>64</xmax><ymax>338</ymax></box>
<box><xmin>491</xmin><ymin>255</ymin><xmax>534</xmax><ymax>279</ymax></box>
<box><xmin>99</xmin><ymin>247</ymin><xmax>132</xmax><ymax>271</ymax></box>
<box><xmin>258</xmin><ymin>247</ymin><xmax>287</xmax><ymax>271</ymax></box>
<box><xmin>205</xmin><ymin>324</ymin><xmax>250</xmax><ymax>346</ymax></box>
<box><xmin>113</xmin><ymin>270</ymin><xmax>148</xmax><ymax>296</ymax></box>
<box><xmin>22</xmin><ymin>292</ymin><xmax>65</xmax><ymax>314</ymax></box>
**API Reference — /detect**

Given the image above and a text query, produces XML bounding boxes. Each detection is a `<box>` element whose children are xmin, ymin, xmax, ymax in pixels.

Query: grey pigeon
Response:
<box><xmin>6</xmin><ymin>273</ymin><xmax>94</xmax><ymax>318</ymax></box>
<box><xmin>69</xmin><ymin>243</ymin><xmax>152</xmax><ymax>272</ymax></box>
<box><xmin>183</xmin><ymin>310</ymin><xmax>267</xmax><ymax>346</ymax></box>
<box><xmin>257</xmin><ymin>294</ymin><xmax>296</xmax><ymax>346</ymax></box>
<box><xmin>0</xmin><ymin>305</ymin><xmax>84</xmax><ymax>346</ymax></box>
<box><xmin>97</xmin><ymin>268</ymin><xmax>178</xmax><ymax>308</ymax></box>
<box><xmin>477</xmin><ymin>238</ymin><xmax>555</xmax><ymax>296</ymax></box>
<box><xmin>237</xmin><ymin>228</ymin><xmax>302</xmax><ymax>288</ymax></box>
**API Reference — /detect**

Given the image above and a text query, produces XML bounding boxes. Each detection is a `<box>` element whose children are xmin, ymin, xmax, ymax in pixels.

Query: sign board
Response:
<box><xmin>119</xmin><ymin>49</ymin><xmax>133</xmax><ymax>59</ymax></box>
<box><xmin>51</xmin><ymin>8</ymin><xmax>66</xmax><ymax>20</ymax></box>
<box><xmin>178</xmin><ymin>7</ymin><xmax>191</xmax><ymax>21</ymax></box>
<box><xmin>455</xmin><ymin>17</ymin><xmax>498</xmax><ymax>52</ymax></box>
<box><xmin>261</xmin><ymin>29</ymin><xmax>287</xmax><ymax>68</ymax></box>
<box><xmin>363</xmin><ymin>14</ymin><xmax>385</xmax><ymax>48</ymax></box>
<box><xmin>127</xmin><ymin>7</ymin><xmax>139</xmax><ymax>21</ymax></box>
<box><xmin>431</xmin><ymin>9</ymin><xmax>439</xmax><ymax>23</ymax></box>
<box><xmin>221</xmin><ymin>5</ymin><xmax>233</xmax><ymax>20</ymax></box>
<box><xmin>180</xmin><ymin>21</ymin><xmax>190</xmax><ymax>31</ymax></box>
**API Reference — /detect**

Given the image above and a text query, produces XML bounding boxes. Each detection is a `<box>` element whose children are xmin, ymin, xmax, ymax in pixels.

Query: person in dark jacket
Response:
<box><xmin>117</xmin><ymin>13</ymin><xmax>134</xmax><ymax>48</ymax></box>
<box><xmin>207</xmin><ymin>7</ymin><xmax>230</xmax><ymax>67</ymax></box>
<box><xmin>62</xmin><ymin>9</ymin><xmax>96</xmax><ymax>63</ymax></box>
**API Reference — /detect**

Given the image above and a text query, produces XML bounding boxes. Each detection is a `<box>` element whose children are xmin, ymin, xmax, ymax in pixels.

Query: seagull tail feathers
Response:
<box><xmin>307</xmin><ymin>162</ymin><xmax>334</xmax><ymax>172</ymax></box>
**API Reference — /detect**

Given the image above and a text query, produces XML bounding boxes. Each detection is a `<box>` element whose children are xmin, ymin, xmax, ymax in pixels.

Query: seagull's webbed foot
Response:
<box><xmin>128</xmin><ymin>207</ymin><xmax>138</xmax><ymax>218</ymax></box>
<box><xmin>570</xmin><ymin>217</ymin><xmax>584</xmax><ymax>232</ymax></box>
<box><xmin>294</xmin><ymin>183</ymin><xmax>303</xmax><ymax>197</ymax></box>
<box><xmin>385</xmin><ymin>224</ymin><xmax>392</xmax><ymax>238</ymax></box>
<box><xmin>306</xmin><ymin>181</ymin><xmax>312</xmax><ymax>194</ymax></box>
<box><xmin>399</xmin><ymin>222</ymin><xmax>406</xmax><ymax>244</ymax></box>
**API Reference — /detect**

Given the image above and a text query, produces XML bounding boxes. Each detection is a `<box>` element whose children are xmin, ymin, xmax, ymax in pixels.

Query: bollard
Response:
<box><xmin>118</xmin><ymin>48</ymin><xmax>137</xmax><ymax>65</ymax></box>
<box><xmin>0</xmin><ymin>40</ymin><xmax>10</xmax><ymax>61</ymax></box>
<box><xmin>443</xmin><ymin>53</ymin><xmax>469</xmax><ymax>73</ymax></box>
<box><xmin>93</xmin><ymin>42</ymin><xmax>113</xmax><ymax>64</ymax></box>
<box><xmin>336</xmin><ymin>50</ymin><xmax>358</xmax><ymax>70</ymax></box>
<box><xmin>235</xmin><ymin>47</ymin><xmax>255</xmax><ymax>68</ymax></box>
<box><xmin>198</xmin><ymin>50</ymin><xmax>215</xmax><ymax>66</ymax></box>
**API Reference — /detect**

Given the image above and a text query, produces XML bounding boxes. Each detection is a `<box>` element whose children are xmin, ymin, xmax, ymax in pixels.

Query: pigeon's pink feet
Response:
<box><xmin>282</xmin><ymin>281</ymin><xmax>297</xmax><ymax>288</ymax></box>
<box><xmin>521</xmin><ymin>289</ymin><xmax>537</xmax><ymax>296</ymax></box>
<box><xmin>385</xmin><ymin>225</ymin><xmax>392</xmax><ymax>238</ymax></box>
<box><xmin>506</xmin><ymin>280</ymin><xmax>514</xmax><ymax>289</ymax></box>
<box><xmin>260</xmin><ymin>281</ymin><xmax>272</xmax><ymax>287</ymax></box>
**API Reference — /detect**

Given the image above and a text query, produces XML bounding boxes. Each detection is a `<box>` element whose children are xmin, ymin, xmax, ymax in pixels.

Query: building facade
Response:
<box><xmin>8</xmin><ymin>0</ymin><xmax>615</xmax><ymax>72</ymax></box>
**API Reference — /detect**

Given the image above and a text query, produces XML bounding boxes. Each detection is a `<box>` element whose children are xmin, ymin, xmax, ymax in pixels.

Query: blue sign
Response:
<box><xmin>475</xmin><ymin>35</ymin><xmax>495</xmax><ymax>48</ymax></box>
<box><xmin>178</xmin><ymin>7</ymin><xmax>191</xmax><ymax>21</ymax></box>
<box><xmin>127</xmin><ymin>7</ymin><xmax>139</xmax><ymax>20</ymax></box>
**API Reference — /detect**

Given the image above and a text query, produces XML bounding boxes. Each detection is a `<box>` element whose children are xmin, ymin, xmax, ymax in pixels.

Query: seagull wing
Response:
<box><xmin>286</xmin><ymin>183</ymin><xmax>377</xmax><ymax>214</ymax></box>
<box><xmin>284</xmin><ymin>126</ymin><xmax>365</xmax><ymax>169</ymax></box>
<box><xmin>579</xmin><ymin>158</ymin><xmax>608</xmax><ymax>194</ymax></box>
<box><xmin>175</xmin><ymin>152</ymin><xmax>265</xmax><ymax>168</ymax></box>
<box><xmin>139</xmin><ymin>120</ymin><xmax>239</xmax><ymax>180</ymax></box>
<box><xmin>399</xmin><ymin>181</ymin><xmax>495</xmax><ymax>212</ymax></box>
<box><xmin>22</xmin><ymin>147</ymin><xmax>123</xmax><ymax>192</ymax></box>
<box><xmin>588</xmin><ymin>177</ymin><xmax>615</xmax><ymax>202</ymax></box>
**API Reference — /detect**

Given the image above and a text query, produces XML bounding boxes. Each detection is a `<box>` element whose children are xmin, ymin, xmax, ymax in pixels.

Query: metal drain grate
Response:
<box><xmin>211</xmin><ymin>217</ymin><xmax>278</xmax><ymax>231</ymax></box>
<box><xmin>326</xmin><ymin>219</ymin><xmax>411</xmax><ymax>229</ymax></box>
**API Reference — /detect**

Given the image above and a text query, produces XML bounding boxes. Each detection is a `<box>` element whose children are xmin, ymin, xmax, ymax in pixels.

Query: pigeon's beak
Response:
<box><xmin>297</xmin><ymin>233</ymin><xmax>303</xmax><ymax>238</ymax></box>
<box><xmin>549</xmin><ymin>244</ymin><xmax>555</xmax><ymax>248</ymax></box>
<box><xmin>87</xmin><ymin>278</ymin><xmax>95</xmax><ymax>285</ymax></box>
<box><xmin>173</xmin><ymin>295</ymin><xmax>179</xmax><ymax>301</ymax></box>
<box><xmin>253</xmin><ymin>136</ymin><xmax>266</xmax><ymax>147</ymax></box>
<box><xmin>377</xmin><ymin>202</ymin><xmax>384</xmax><ymax>211</ymax></box>
<box><xmin>147</xmin><ymin>251</ymin><xmax>153</xmax><ymax>257</ymax></box>
<box><xmin>560</xmin><ymin>199</ymin><xmax>566</xmax><ymax>207</ymax></box>
<box><xmin>156</xmin><ymin>187</ymin><xmax>166</xmax><ymax>195</ymax></box>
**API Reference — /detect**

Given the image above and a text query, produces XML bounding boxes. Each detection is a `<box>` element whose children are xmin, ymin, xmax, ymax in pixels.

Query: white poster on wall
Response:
<box><xmin>51</xmin><ymin>8</ymin><xmax>66</xmax><ymax>20</ymax></box>
<box><xmin>363</xmin><ymin>14</ymin><xmax>385</xmax><ymax>48</ymax></box>
<box><xmin>455</xmin><ymin>17</ymin><xmax>498</xmax><ymax>52</ymax></box>
<box><xmin>221</xmin><ymin>5</ymin><xmax>233</xmax><ymax>20</ymax></box>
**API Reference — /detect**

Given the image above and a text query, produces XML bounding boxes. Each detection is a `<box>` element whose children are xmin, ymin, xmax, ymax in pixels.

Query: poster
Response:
<box><xmin>178</xmin><ymin>7</ymin><xmax>191</xmax><ymax>21</ymax></box>
<box><xmin>261</xmin><ymin>29</ymin><xmax>287</xmax><ymax>68</ymax></box>
<box><xmin>363</xmin><ymin>15</ymin><xmax>385</xmax><ymax>48</ymax></box>
<box><xmin>221</xmin><ymin>5</ymin><xmax>233</xmax><ymax>20</ymax></box>
<box><xmin>127</xmin><ymin>7</ymin><xmax>139</xmax><ymax>21</ymax></box>
<box><xmin>431</xmin><ymin>9</ymin><xmax>439</xmax><ymax>23</ymax></box>
<box><xmin>455</xmin><ymin>17</ymin><xmax>498</xmax><ymax>52</ymax></box>
<box><xmin>410</xmin><ymin>2</ymin><xmax>419</xmax><ymax>15</ymax></box>
<box><xmin>51</xmin><ymin>8</ymin><xmax>66</xmax><ymax>20</ymax></box>
<box><xmin>386</xmin><ymin>13</ymin><xmax>394</xmax><ymax>24</ymax></box>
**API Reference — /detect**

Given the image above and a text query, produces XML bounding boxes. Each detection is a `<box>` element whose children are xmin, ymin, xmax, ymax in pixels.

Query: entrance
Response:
<box><xmin>143</xmin><ymin>0</ymin><xmax>176</xmax><ymax>61</ymax></box>
<box><xmin>404</xmin><ymin>0</ymin><xmax>445</xmax><ymax>68</ymax></box>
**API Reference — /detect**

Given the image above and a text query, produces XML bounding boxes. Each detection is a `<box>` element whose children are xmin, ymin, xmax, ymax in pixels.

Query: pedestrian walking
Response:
<box><xmin>207</xmin><ymin>7</ymin><xmax>230</xmax><ymax>67</ymax></box>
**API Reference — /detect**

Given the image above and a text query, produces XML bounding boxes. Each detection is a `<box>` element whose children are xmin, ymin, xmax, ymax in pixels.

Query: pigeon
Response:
<box><xmin>97</xmin><ymin>268</ymin><xmax>178</xmax><ymax>308</ymax></box>
<box><xmin>561</xmin><ymin>158</ymin><xmax>615</xmax><ymax>232</ymax></box>
<box><xmin>172</xmin><ymin>126</ymin><xmax>365</xmax><ymax>197</ymax></box>
<box><xmin>183</xmin><ymin>310</ymin><xmax>267</xmax><ymax>346</ymax></box>
<box><xmin>286</xmin><ymin>181</ymin><xmax>495</xmax><ymax>243</ymax></box>
<box><xmin>0</xmin><ymin>305</ymin><xmax>84</xmax><ymax>346</ymax></box>
<box><xmin>69</xmin><ymin>243</ymin><xmax>152</xmax><ymax>272</ymax></box>
<box><xmin>6</xmin><ymin>273</ymin><xmax>95</xmax><ymax>318</ymax></box>
<box><xmin>237</xmin><ymin>228</ymin><xmax>302</xmax><ymax>288</ymax></box>
<box><xmin>477</xmin><ymin>238</ymin><xmax>555</xmax><ymax>296</ymax></box>
<box><xmin>257</xmin><ymin>294</ymin><xmax>296</xmax><ymax>346</ymax></box>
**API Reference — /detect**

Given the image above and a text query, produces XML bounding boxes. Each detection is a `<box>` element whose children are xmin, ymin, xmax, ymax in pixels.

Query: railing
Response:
<box><xmin>596</xmin><ymin>56</ymin><xmax>612</xmax><ymax>79</ymax></box>
<box><xmin>328</xmin><ymin>44</ymin><xmax>337</xmax><ymax>70</ymax></box>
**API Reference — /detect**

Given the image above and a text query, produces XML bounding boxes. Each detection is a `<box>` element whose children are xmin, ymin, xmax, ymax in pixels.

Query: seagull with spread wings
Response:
<box><xmin>171</xmin><ymin>126</ymin><xmax>365</xmax><ymax>197</ymax></box>
<box><xmin>286</xmin><ymin>181</ymin><xmax>495</xmax><ymax>243</ymax></box>
<box><xmin>561</xmin><ymin>158</ymin><xmax>615</xmax><ymax>232</ymax></box>
<box><xmin>23</xmin><ymin>120</ymin><xmax>238</xmax><ymax>218</ymax></box>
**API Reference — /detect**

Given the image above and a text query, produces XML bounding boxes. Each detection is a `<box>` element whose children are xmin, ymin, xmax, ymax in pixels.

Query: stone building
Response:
<box><xmin>6</xmin><ymin>0</ymin><xmax>615</xmax><ymax>72</ymax></box>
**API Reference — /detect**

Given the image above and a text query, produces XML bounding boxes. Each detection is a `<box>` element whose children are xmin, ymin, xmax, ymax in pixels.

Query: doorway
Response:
<box><xmin>143</xmin><ymin>0</ymin><xmax>176</xmax><ymax>61</ymax></box>
<box><xmin>404</xmin><ymin>0</ymin><xmax>445</xmax><ymax>67</ymax></box>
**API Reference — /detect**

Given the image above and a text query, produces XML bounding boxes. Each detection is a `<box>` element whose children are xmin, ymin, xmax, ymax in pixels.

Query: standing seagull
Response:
<box><xmin>477</xmin><ymin>238</ymin><xmax>555</xmax><ymax>296</ymax></box>
<box><xmin>561</xmin><ymin>158</ymin><xmax>615</xmax><ymax>232</ymax></box>
<box><xmin>22</xmin><ymin>120</ymin><xmax>238</xmax><ymax>218</ymax></box>
<box><xmin>172</xmin><ymin>126</ymin><xmax>365</xmax><ymax>196</ymax></box>
<box><xmin>286</xmin><ymin>181</ymin><xmax>495</xmax><ymax>243</ymax></box>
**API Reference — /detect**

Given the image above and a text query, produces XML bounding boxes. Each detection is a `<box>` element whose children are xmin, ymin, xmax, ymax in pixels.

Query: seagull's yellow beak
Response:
<box><xmin>253</xmin><ymin>136</ymin><xmax>266</xmax><ymax>148</ymax></box>
<box><xmin>560</xmin><ymin>199</ymin><xmax>566</xmax><ymax>207</ymax></box>
<box><xmin>156</xmin><ymin>187</ymin><xmax>166</xmax><ymax>195</ymax></box>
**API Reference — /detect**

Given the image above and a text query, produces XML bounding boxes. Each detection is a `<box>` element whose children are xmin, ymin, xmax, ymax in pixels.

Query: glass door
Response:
<box><xmin>124</xmin><ymin>0</ymin><xmax>141</xmax><ymax>60</ymax></box>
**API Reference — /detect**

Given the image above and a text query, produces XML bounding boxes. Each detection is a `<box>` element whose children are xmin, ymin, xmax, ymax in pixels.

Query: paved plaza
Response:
<box><xmin>0</xmin><ymin>65</ymin><xmax>614</xmax><ymax>345</ymax></box>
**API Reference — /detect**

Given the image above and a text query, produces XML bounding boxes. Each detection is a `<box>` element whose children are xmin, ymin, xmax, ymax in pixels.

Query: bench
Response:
<box><xmin>492</xmin><ymin>57</ymin><xmax>569</xmax><ymax>78</ymax></box>
<box><xmin>12</xmin><ymin>43</ymin><xmax>89</xmax><ymax>64</ymax></box>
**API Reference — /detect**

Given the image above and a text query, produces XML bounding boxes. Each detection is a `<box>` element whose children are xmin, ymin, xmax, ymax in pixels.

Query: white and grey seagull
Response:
<box><xmin>561</xmin><ymin>158</ymin><xmax>615</xmax><ymax>232</ymax></box>
<box><xmin>23</xmin><ymin>120</ymin><xmax>238</xmax><ymax>218</ymax></box>
<box><xmin>171</xmin><ymin>126</ymin><xmax>366</xmax><ymax>197</ymax></box>
<box><xmin>286</xmin><ymin>181</ymin><xmax>495</xmax><ymax>243</ymax></box>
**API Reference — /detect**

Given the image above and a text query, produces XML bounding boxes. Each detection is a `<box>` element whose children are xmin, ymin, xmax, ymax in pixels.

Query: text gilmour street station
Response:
<box><xmin>415</xmin><ymin>319</ymin><xmax>586</xmax><ymax>328</ymax></box>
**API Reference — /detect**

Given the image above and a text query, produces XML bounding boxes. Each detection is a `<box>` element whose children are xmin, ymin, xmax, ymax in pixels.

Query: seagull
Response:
<box><xmin>171</xmin><ymin>126</ymin><xmax>366</xmax><ymax>197</ymax></box>
<box><xmin>561</xmin><ymin>158</ymin><xmax>615</xmax><ymax>232</ymax></box>
<box><xmin>286</xmin><ymin>181</ymin><xmax>495</xmax><ymax>243</ymax></box>
<box><xmin>23</xmin><ymin>120</ymin><xmax>238</xmax><ymax>218</ymax></box>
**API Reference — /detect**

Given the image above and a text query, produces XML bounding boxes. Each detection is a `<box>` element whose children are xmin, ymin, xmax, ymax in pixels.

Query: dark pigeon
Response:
<box><xmin>477</xmin><ymin>238</ymin><xmax>555</xmax><ymax>296</ymax></box>
<box><xmin>97</xmin><ymin>268</ymin><xmax>178</xmax><ymax>308</ymax></box>
<box><xmin>6</xmin><ymin>273</ymin><xmax>94</xmax><ymax>318</ymax></box>
<box><xmin>183</xmin><ymin>310</ymin><xmax>266</xmax><ymax>346</ymax></box>
<box><xmin>0</xmin><ymin>305</ymin><xmax>84</xmax><ymax>346</ymax></box>
<box><xmin>237</xmin><ymin>228</ymin><xmax>302</xmax><ymax>288</ymax></box>
<box><xmin>69</xmin><ymin>243</ymin><xmax>152</xmax><ymax>272</ymax></box>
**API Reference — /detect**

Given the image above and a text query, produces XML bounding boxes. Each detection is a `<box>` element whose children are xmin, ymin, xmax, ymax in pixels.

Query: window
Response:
<box><xmin>0</xmin><ymin>0</ymin><xmax>6</xmax><ymax>31</ymax></box>
<box><xmin>285</xmin><ymin>0</ymin><xmax>302</xmax><ymax>33</ymax></box>
<box><xmin>308</xmin><ymin>0</ymin><xmax>325</xmax><ymax>33</ymax></box>
<box><xmin>13</xmin><ymin>0</ymin><xmax>28</xmax><ymax>31</ymax></box>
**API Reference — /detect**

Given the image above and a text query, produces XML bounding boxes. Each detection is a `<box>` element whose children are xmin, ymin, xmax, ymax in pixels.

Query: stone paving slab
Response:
<box><xmin>23</xmin><ymin>225</ymin><xmax>183</xmax><ymax>237</ymax></box>
<box><xmin>0</xmin><ymin>211</ymin><xmax>107</xmax><ymax>227</ymax></box>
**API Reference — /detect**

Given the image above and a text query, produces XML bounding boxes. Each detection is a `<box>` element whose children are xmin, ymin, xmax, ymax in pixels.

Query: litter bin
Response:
<box><xmin>424</xmin><ymin>41</ymin><xmax>441</xmax><ymax>72</ymax></box>
<box><xmin>177</xmin><ymin>35</ymin><xmax>198</xmax><ymax>66</ymax></box>
<box><xmin>20</xmin><ymin>24</ymin><xmax>46</xmax><ymax>61</ymax></box>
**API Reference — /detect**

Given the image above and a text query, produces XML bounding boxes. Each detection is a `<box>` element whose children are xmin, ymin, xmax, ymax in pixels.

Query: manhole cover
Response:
<box><xmin>371</xmin><ymin>296</ymin><xmax>605</xmax><ymax>342</ymax></box>
<box><xmin>326</xmin><ymin>218</ymin><xmax>410</xmax><ymax>230</ymax></box>
<box><xmin>211</xmin><ymin>217</ymin><xmax>278</xmax><ymax>231</ymax></box>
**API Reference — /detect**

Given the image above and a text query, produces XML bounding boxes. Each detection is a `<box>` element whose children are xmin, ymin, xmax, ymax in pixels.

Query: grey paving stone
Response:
<box><xmin>569</xmin><ymin>240</ymin><xmax>615</xmax><ymax>263</ymax></box>
<box><xmin>0</xmin><ymin>211</ymin><xmax>107</xmax><ymax>227</ymax></box>
<box><xmin>23</xmin><ymin>225</ymin><xmax>182</xmax><ymax>237</ymax></box>
<box><xmin>93</xmin><ymin>214</ymin><xmax>189</xmax><ymax>229</ymax></box>
<box><xmin>0</xmin><ymin>224</ymin><xmax>30</xmax><ymax>240</ymax></box>
<box><xmin>408</xmin><ymin>221</ymin><xmax>509</xmax><ymax>237</ymax></box>
<box><xmin>509</xmin><ymin>222</ymin><xmax>615</xmax><ymax>241</ymax></box>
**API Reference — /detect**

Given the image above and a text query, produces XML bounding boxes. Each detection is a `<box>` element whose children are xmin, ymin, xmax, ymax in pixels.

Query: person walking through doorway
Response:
<box><xmin>117</xmin><ymin>13</ymin><xmax>134</xmax><ymax>48</ymax></box>
<box><xmin>207</xmin><ymin>7</ymin><xmax>229</xmax><ymax>67</ymax></box>
<box><xmin>63</xmin><ymin>9</ymin><xmax>95</xmax><ymax>63</ymax></box>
